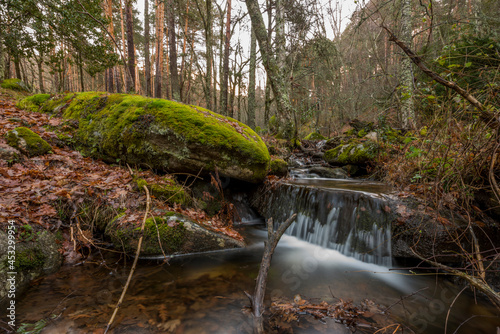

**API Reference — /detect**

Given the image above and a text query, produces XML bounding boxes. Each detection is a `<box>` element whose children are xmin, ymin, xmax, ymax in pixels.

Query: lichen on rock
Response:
<box><xmin>5</xmin><ymin>127</ymin><xmax>52</xmax><ymax>157</ymax></box>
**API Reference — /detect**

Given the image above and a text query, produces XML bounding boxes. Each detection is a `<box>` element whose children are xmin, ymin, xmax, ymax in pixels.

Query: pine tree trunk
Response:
<box><xmin>126</xmin><ymin>0</ymin><xmax>136</xmax><ymax>92</ymax></box>
<box><xmin>220</xmin><ymin>0</ymin><xmax>231</xmax><ymax>116</ymax></box>
<box><xmin>119</xmin><ymin>0</ymin><xmax>128</xmax><ymax>87</ymax></box>
<box><xmin>180</xmin><ymin>1</ymin><xmax>190</xmax><ymax>101</ymax></box>
<box><xmin>167</xmin><ymin>0</ymin><xmax>180</xmax><ymax>100</ymax></box>
<box><xmin>248</xmin><ymin>26</ymin><xmax>256</xmax><ymax>129</ymax></box>
<box><xmin>144</xmin><ymin>0</ymin><xmax>151</xmax><ymax>96</ymax></box>
<box><xmin>205</xmin><ymin>0</ymin><xmax>213</xmax><ymax>110</ymax></box>
<box><xmin>155</xmin><ymin>0</ymin><xmax>164</xmax><ymax>98</ymax></box>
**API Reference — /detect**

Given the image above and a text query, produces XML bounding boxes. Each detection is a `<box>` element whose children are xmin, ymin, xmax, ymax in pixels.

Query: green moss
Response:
<box><xmin>14</xmin><ymin>248</ymin><xmax>46</xmax><ymax>271</ymax></box>
<box><xmin>324</xmin><ymin>140</ymin><xmax>379</xmax><ymax>165</ymax></box>
<box><xmin>109</xmin><ymin>215</ymin><xmax>187</xmax><ymax>254</ymax></box>
<box><xmin>269</xmin><ymin>158</ymin><xmax>288</xmax><ymax>176</ymax></box>
<box><xmin>5</xmin><ymin>127</ymin><xmax>52</xmax><ymax>157</ymax></box>
<box><xmin>136</xmin><ymin>177</ymin><xmax>190</xmax><ymax>205</ymax></box>
<box><xmin>357</xmin><ymin>129</ymin><xmax>368</xmax><ymax>137</ymax></box>
<box><xmin>1</xmin><ymin>78</ymin><xmax>29</xmax><ymax>92</ymax></box>
<box><xmin>34</xmin><ymin>92</ymin><xmax>269</xmax><ymax>182</ymax></box>
<box><xmin>303</xmin><ymin>132</ymin><xmax>327</xmax><ymax>140</ymax></box>
<box><xmin>16</xmin><ymin>94</ymin><xmax>52</xmax><ymax>112</ymax></box>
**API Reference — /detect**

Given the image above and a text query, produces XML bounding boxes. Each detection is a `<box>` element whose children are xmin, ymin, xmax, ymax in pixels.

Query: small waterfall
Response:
<box><xmin>257</xmin><ymin>182</ymin><xmax>393</xmax><ymax>266</ymax></box>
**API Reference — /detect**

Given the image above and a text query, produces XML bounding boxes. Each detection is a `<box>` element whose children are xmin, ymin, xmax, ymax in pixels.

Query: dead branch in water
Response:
<box><xmin>245</xmin><ymin>213</ymin><xmax>297</xmax><ymax>333</ymax></box>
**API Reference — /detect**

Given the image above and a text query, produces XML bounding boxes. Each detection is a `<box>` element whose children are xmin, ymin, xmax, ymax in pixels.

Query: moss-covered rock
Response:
<box><xmin>16</xmin><ymin>93</ymin><xmax>51</xmax><ymax>112</ymax></box>
<box><xmin>19</xmin><ymin>92</ymin><xmax>270</xmax><ymax>183</ymax></box>
<box><xmin>0</xmin><ymin>230</ymin><xmax>62</xmax><ymax>308</ymax></box>
<box><xmin>0</xmin><ymin>78</ymin><xmax>30</xmax><ymax>92</ymax></box>
<box><xmin>303</xmin><ymin>132</ymin><xmax>327</xmax><ymax>141</ymax></box>
<box><xmin>136</xmin><ymin>177</ymin><xmax>191</xmax><ymax>205</ymax></box>
<box><xmin>324</xmin><ymin>140</ymin><xmax>379</xmax><ymax>165</ymax></box>
<box><xmin>106</xmin><ymin>213</ymin><xmax>244</xmax><ymax>256</ymax></box>
<box><xmin>269</xmin><ymin>157</ymin><xmax>288</xmax><ymax>177</ymax></box>
<box><xmin>5</xmin><ymin>127</ymin><xmax>52</xmax><ymax>157</ymax></box>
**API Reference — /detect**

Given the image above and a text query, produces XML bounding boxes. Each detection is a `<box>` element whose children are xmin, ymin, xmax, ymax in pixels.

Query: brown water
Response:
<box><xmin>16</xmin><ymin>227</ymin><xmax>500</xmax><ymax>333</ymax></box>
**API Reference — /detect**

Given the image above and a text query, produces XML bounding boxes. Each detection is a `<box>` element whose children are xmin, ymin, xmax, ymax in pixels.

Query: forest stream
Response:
<box><xmin>16</xmin><ymin>172</ymin><xmax>500</xmax><ymax>334</ymax></box>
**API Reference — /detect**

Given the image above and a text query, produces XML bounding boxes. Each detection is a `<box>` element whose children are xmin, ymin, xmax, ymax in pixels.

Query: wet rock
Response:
<box><xmin>308</xmin><ymin>166</ymin><xmax>348</xmax><ymax>179</ymax></box>
<box><xmin>0</xmin><ymin>230</ymin><xmax>62</xmax><ymax>308</ymax></box>
<box><xmin>105</xmin><ymin>213</ymin><xmax>244</xmax><ymax>256</ymax></box>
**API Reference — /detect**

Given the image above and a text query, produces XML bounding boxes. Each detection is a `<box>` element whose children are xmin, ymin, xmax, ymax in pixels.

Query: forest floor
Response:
<box><xmin>0</xmin><ymin>88</ymin><xmax>242</xmax><ymax>262</ymax></box>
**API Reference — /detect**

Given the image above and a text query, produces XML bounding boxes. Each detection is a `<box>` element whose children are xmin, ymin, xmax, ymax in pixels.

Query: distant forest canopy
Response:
<box><xmin>0</xmin><ymin>0</ymin><xmax>499</xmax><ymax>135</ymax></box>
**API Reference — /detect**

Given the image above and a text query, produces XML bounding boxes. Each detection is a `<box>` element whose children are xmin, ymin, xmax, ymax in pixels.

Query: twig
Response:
<box><xmin>104</xmin><ymin>185</ymin><xmax>151</xmax><ymax>333</ymax></box>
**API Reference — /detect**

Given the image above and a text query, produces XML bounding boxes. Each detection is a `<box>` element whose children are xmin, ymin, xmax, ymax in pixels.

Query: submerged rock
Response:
<box><xmin>5</xmin><ymin>127</ymin><xmax>52</xmax><ymax>157</ymax></box>
<box><xmin>308</xmin><ymin>166</ymin><xmax>348</xmax><ymax>179</ymax></box>
<box><xmin>106</xmin><ymin>213</ymin><xmax>244</xmax><ymax>256</ymax></box>
<box><xmin>19</xmin><ymin>92</ymin><xmax>270</xmax><ymax>183</ymax></box>
<box><xmin>0</xmin><ymin>230</ymin><xmax>62</xmax><ymax>308</ymax></box>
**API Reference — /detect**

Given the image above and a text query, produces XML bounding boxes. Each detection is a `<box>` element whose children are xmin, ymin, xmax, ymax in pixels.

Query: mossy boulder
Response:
<box><xmin>20</xmin><ymin>92</ymin><xmax>270</xmax><ymax>183</ymax></box>
<box><xmin>136</xmin><ymin>177</ymin><xmax>190</xmax><ymax>205</ymax></box>
<box><xmin>269</xmin><ymin>157</ymin><xmax>288</xmax><ymax>177</ymax></box>
<box><xmin>105</xmin><ymin>213</ymin><xmax>244</xmax><ymax>256</ymax></box>
<box><xmin>303</xmin><ymin>132</ymin><xmax>327</xmax><ymax>141</ymax></box>
<box><xmin>16</xmin><ymin>93</ymin><xmax>51</xmax><ymax>112</ymax></box>
<box><xmin>324</xmin><ymin>140</ymin><xmax>379</xmax><ymax>165</ymax></box>
<box><xmin>0</xmin><ymin>230</ymin><xmax>62</xmax><ymax>308</ymax></box>
<box><xmin>0</xmin><ymin>78</ymin><xmax>30</xmax><ymax>92</ymax></box>
<box><xmin>5</xmin><ymin>127</ymin><xmax>52</xmax><ymax>157</ymax></box>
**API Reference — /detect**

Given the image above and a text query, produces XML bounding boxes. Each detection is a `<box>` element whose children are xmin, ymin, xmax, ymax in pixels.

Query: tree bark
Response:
<box><xmin>180</xmin><ymin>0</ymin><xmax>190</xmax><ymax>101</ymax></box>
<box><xmin>166</xmin><ymin>0</ymin><xmax>180</xmax><ymax>100</ymax></box>
<box><xmin>248</xmin><ymin>26</ymin><xmax>256</xmax><ymax>129</ymax></box>
<box><xmin>125</xmin><ymin>0</ymin><xmax>136</xmax><ymax>92</ymax></box>
<box><xmin>144</xmin><ymin>0</ymin><xmax>151</xmax><ymax>96</ymax></box>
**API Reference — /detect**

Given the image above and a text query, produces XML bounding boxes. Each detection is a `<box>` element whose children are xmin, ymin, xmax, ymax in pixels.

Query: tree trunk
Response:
<box><xmin>126</xmin><ymin>0</ymin><xmax>136</xmax><ymax>92</ymax></box>
<box><xmin>220</xmin><ymin>0</ymin><xmax>232</xmax><ymax>115</ymax></box>
<box><xmin>248</xmin><ymin>26</ymin><xmax>256</xmax><ymax>129</ymax></box>
<box><xmin>244</xmin><ymin>0</ymin><xmax>294</xmax><ymax>137</ymax></box>
<box><xmin>400</xmin><ymin>0</ymin><xmax>415</xmax><ymax>128</ymax></box>
<box><xmin>119</xmin><ymin>0</ymin><xmax>128</xmax><ymax>87</ymax></box>
<box><xmin>205</xmin><ymin>0</ymin><xmax>213</xmax><ymax>110</ymax></box>
<box><xmin>37</xmin><ymin>55</ymin><xmax>45</xmax><ymax>93</ymax></box>
<box><xmin>144</xmin><ymin>0</ymin><xmax>151</xmax><ymax>96</ymax></box>
<box><xmin>155</xmin><ymin>0</ymin><xmax>165</xmax><ymax>98</ymax></box>
<box><xmin>180</xmin><ymin>0</ymin><xmax>190</xmax><ymax>101</ymax></box>
<box><xmin>0</xmin><ymin>36</ymin><xmax>4</xmax><ymax>81</ymax></box>
<box><xmin>166</xmin><ymin>0</ymin><xmax>180</xmax><ymax>100</ymax></box>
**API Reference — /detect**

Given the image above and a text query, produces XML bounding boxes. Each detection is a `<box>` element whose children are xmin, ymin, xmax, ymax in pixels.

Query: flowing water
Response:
<box><xmin>15</xmin><ymin>176</ymin><xmax>500</xmax><ymax>333</ymax></box>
